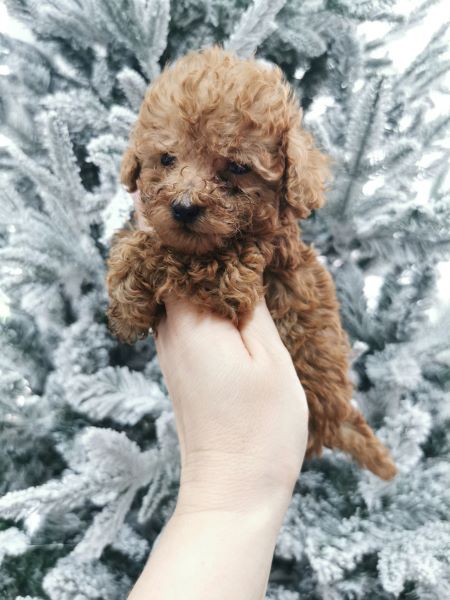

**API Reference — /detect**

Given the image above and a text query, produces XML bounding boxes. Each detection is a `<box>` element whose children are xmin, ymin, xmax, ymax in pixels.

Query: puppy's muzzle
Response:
<box><xmin>171</xmin><ymin>193</ymin><xmax>203</xmax><ymax>224</ymax></box>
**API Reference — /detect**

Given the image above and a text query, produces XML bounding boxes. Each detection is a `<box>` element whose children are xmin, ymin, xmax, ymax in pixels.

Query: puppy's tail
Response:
<box><xmin>331</xmin><ymin>407</ymin><xmax>397</xmax><ymax>480</ymax></box>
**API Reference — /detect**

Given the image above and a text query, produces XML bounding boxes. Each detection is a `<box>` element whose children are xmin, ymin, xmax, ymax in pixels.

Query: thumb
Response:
<box><xmin>132</xmin><ymin>191</ymin><xmax>153</xmax><ymax>232</ymax></box>
<box><xmin>239</xmin><ymin>297</ymin><xmax>286</xmax><ymax>357</ymax></box>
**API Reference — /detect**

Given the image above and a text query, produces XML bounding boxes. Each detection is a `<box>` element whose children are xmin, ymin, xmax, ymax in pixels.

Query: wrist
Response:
<box><xmin>170</xmin><ymin>503</ymin><xmax>283</xmax><ymax>553</ymax></box>
<box><xmin>175</xmin><ymin>450</ymin><xmax>297</xmax><ymax>520</ymax></box>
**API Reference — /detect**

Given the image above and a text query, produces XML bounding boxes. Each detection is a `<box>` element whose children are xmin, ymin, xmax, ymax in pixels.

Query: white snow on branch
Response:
<box><xmin>67</xmin><ymin>366</ymin><xmax>168</xmax><ymax>425</ymax></box>
<box><xmin>42</xmin><ymin>555</ymin><xmax>131</xmax><ymax>600</ymax></box>
<box><xmin>0</xmin><ymin>527</ymin><xmax>29</xmax><ymax>566</ymax></box>
<box><xmin>225</xmin><ymin>0</ymin><xmax>286</xmax><ymax>58</ymax></box>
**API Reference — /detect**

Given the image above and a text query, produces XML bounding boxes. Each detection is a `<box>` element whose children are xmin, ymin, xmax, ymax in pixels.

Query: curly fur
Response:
<box><xmin>107</xmin><ymin>45</ymin><xmax>397</xmax><ymax>480</ymax></box>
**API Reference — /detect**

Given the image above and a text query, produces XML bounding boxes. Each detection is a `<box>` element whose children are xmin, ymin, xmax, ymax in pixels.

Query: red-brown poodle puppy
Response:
<box><xmin>106</xmin><ymin>45</ymin><xmax>397</xmax><ymax>480</ymax></box>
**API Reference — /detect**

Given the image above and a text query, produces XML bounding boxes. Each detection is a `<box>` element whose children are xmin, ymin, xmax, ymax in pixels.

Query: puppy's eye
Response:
<box><xmin>161</xmin><ymin>153</ymin><xmax>176</xmax><ymax>167</ymax></box>
<box><xmin>228</xmin><ymin>161</ymin><xmax>251</xmax><ymax>175</ymax></box>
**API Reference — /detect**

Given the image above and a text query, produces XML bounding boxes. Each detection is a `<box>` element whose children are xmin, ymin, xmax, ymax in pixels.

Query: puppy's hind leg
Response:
<box><xmin>329</xmin><ymin>408</ymin><xmax>398</xmax><ymax>480</ymax></box>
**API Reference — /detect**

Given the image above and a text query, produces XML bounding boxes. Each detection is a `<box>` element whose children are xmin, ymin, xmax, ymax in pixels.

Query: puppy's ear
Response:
<box><xmin>120</xmin><ymin>146</ymin><xmax>141</xmax><ymax>193</ymax></box>
<box><xmin>281</xmin><ymin>115</ymin><xmax>330</xmax><ymax>220</ymax></box>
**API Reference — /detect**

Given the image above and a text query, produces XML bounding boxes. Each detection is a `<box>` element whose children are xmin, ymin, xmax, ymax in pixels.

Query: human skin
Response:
<box><xmin>128</xmin><ymin>297</ymin><xmax>309</xmax><ymax>600</ymax></box>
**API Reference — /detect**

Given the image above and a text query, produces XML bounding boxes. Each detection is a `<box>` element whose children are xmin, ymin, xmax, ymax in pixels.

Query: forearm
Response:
<box><xmin>128</xmin><ymin>495</ymin><xmax>290</xmax><ymax>600</ymax></box>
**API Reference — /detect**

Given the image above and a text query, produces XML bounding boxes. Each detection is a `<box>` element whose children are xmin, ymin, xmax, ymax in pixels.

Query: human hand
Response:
<box><xmin>155</xmin><ymin>296</ymin><xmax>309</xmax><ymax>517</ymax></box>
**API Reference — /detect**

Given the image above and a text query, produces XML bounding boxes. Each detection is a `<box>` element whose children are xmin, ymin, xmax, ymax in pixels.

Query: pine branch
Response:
<box><xmin>66</xmin><ymin>366</ymin><xmax>168</xmax><ymax>425</ymax></box>
<box><xmin>225</xmin><ymin>0</ymin><xmax>286</xmax><ymax>58</ymax></box>
<box><xmin>340</xmin><ymin>78</ymin><xmax>385</xmax><ymax>216</ymax></box>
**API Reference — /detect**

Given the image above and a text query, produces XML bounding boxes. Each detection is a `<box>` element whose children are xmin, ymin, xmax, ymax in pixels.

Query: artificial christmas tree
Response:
<box><xmin>0</xmin><ymin>0</ymin><xmax>449</xmax><ymax>598</ymax></box>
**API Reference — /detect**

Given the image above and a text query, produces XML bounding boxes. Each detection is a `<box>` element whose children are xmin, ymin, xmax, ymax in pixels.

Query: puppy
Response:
<box><xmin>107</xmin><ymin>46</ymin><xmax>397</xmax><ymax>480</ymax></box>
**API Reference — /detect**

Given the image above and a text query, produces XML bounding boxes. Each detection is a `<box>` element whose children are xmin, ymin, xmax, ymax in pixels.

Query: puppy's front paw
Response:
<box><xmin>194</xmin><ymin>253</ymin><xmax>265</xmax><ymax>324</ymax></box>
<box><xmin>107</xmin><ymin>302</ymin><xmax>152</xmax><ymax>344</ymax></box>
<box><xmin>106</xmin><ymin>228</ymin><xmax>158</xmax><ymax>344</ymax></box>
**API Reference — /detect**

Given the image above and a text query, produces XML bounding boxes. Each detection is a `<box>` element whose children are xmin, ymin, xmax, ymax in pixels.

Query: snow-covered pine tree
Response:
<box><xmin>1</xmin><ymin>0</ymin><xmax>449</xmax><ymax>598</ymax></box>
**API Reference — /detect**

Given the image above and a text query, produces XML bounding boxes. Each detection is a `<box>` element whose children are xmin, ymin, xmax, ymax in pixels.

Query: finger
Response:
<box><xmin>132</xmin><ymin>191</ymin><xmax>153</xmax><ymax>232</ymax></box>
<box><xmin>131</xmin><ymin>190</ymin><xmax>140</xmax><ymax>209</ymax></box>
<box><xmin>239</xmin><ymin>297</ymin><xmax>286</xmax><ymax>357</ymax></box>
<box><xmin>153</xmin><ymin>312</ymin><xmax>167</xmax><ymax>357</ymax></box>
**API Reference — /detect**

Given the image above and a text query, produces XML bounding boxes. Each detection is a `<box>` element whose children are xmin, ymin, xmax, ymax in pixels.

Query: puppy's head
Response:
<box><xmin>122</xmin><ymin>45</ymin><xmax>329</xmax><ymax>255</ymax></box>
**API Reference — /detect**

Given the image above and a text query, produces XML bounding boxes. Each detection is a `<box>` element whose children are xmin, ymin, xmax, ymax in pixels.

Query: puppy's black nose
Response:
<box><xmin>171</xmin><ymin>203</ymin><xmax>202</xmax><ymax>224</ymax></box>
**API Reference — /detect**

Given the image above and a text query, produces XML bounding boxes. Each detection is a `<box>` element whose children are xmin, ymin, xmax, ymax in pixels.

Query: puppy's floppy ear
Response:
<box><xmin>120</xmin><ymin>145</ymin><xmax>141</xmax><ymax>193</ymax></box>
<box><xmin>281</xmin><ymin>113</ymin><xmax>330</xmax><ymax>220</ymax></box>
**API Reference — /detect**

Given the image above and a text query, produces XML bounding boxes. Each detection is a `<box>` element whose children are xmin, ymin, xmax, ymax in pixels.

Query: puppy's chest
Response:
<box><xmin>157</xmin><ymin>249</ymin><xmax>245</xmax><ymax>290</ymax></box>
<box><xmin>155</xmin><ymin>239</ymin><xmax>264</xmax><ymax>295</ymax></box>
